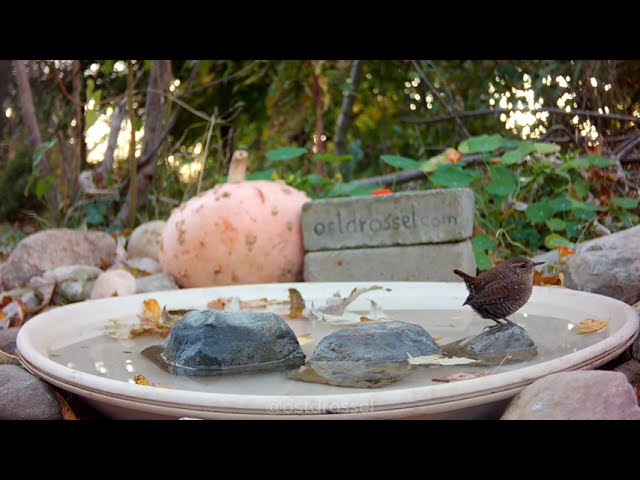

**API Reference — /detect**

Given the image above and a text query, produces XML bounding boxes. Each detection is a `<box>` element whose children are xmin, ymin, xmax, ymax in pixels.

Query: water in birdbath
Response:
<box><xmin>48</xmin><ymin>307</ymin><xmax>609</xmax><ymax>395</ymax></box>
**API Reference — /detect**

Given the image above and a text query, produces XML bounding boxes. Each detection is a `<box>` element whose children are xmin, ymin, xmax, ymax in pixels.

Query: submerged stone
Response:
<box><xmin>442</xmin><ymin>323</ymin><xmax>537</xmax><ymax>365</ymax></box>
<box><xmin>292</xmin><ymin>321</ymin><xmax>442</xmax><ymax>388</ymax></box>
<box><xmin>147</xmin><ymin>310</ymin><xmax>305</xmax><ymax>376</ymax></box>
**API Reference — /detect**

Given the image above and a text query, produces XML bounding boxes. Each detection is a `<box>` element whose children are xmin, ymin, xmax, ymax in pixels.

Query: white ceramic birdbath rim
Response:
<box><xmin>16</xmin><ymin>282</ymin><xmax>639</xmax><ymax>418</ymax></box>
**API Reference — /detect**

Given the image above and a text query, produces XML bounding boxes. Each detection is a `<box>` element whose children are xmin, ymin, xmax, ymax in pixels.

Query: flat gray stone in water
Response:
<box><xmin>293</xmin><ymin>321</ymin><xmax>442</xmax><ymax>388</ymax></box>
<box><xmin>152</xmin><ymin>310</ymin><xmax>305</xmax><ymax>376</ymax></box>
<box><xmin>442</xmin><ymin>324</ymin><xmax>537</xmax><ymax>365</ymax></box>
<box><xmin>0</xmin><ymin>365</ymin><xmax>61</xmax><ymax>420</ymax></box>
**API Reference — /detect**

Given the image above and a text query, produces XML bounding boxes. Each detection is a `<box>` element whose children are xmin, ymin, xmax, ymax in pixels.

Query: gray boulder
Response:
<box><xmin>2</xmin><ymin>229</ymin><xmax>116</xmax><ymax>290</ymax></box>
<box><xmin>501</xmin><ymin>370</ymin><xmax>640</xmax><ymax>420</ymax></box>
<box><xmin>0</xmin><ymin>365</ymin><xmax>62</xmax><ymax>420</ymax></box>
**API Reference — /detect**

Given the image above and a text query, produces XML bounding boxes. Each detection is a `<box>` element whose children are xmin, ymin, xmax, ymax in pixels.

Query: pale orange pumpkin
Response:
<box><xmin>159</xmin><ymin>150</ymin><xmax>310</xmax><ymax>287</ymax></box>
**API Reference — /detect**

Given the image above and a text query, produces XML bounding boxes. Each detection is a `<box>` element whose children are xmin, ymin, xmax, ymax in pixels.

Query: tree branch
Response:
<box><xmin>411</xmin><ymin>60</ymin><xmax>471</xmax><ymax>138</ymax></box>
<box><xmin>190</xmin><ymin>60</ymin><xmax>261</xmax><ymax>93</ymax></box>
<box><xmin>401</xmin><ymin>107</ymin><xmax>640</xmax><ymax>125</ymax></box>
<box><xmin>101</xmin><ymin>97</ymin><xmax>127</xmax><ymax>181</ymax></box>
<box><xmin>334</xmin><ymin>60</ymin><xmax>363</xmax><ymax>155</ymax></box>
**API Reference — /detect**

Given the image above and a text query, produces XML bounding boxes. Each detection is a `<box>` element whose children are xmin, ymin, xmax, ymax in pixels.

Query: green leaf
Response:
<box><xmin>329</xmin><ymin>182</ymin><xmax>377</xmax><ymax>197</ymax></box>
<box><xmin>500</xmin><ymin>142</ymin><xmax>536</xmax><ymax>165</ymax></box>
<box><xmin>35</xmin><ymin>176</ymin><xmax>55</xmax><ymax>201</ymax></box>
<box><xmin>573</xmin><ymin>208</ymin><xmax>597</xmax><ymax>221</ymax></box>
<box><xmin>380</xmin><ymin>155</ymin><xmax>422</xmax><ymax>170</ymax></box>
<box><xmin>103</xmin><ymin>60</ymin><xmax>115</xmax><ymax>76</ymax></box>
<box><xmin>573</xmin><ymin>178</ymin><xmax>589</xmax><ymax>198</ymax></box>
<box><xmin>549</xmin><ymin>196</ymin><xmax>572</xmax><ymax>212</ymax></box>
<box><xmin>472</xmin><ymin>234</ymin><xmax>494</xmax><ymax>251</ymax></box>
<box><xmin>246</xmin><ymin>169</ymin><xmax>275</xmax><ymax>180</ymax></box>
<box><xmin>545</xmin><ymin>233</ymin><xmax>573</xmax><ymax>249</ymax></box>
<box><xmin>533</xmin><ymin>142</ymin><xmax>561</xmax><ymax>154</ymax></box>
<box><xmin>585</xmin><ymin>155</ymin><xmax>615</xmax><ymax>168</ymax></box>
<box><xmin>303</xmin><ymin>173</ymin><xmax>325</xmax><ymax>187</ymax></box>
<box><xmin>474</xmin><ymin>249</ymin><xmax>492</xmax><ymax>271</ymax></box>
<box><xmin>458</xmin><ymin>134</ymin><xmax>504</xmax><ymax>154</ymax></box>
<box><xmin>526</xmin><ymin>201</ymin><xmax>554</xmax><ymax>223</ymax></box>
<box><xmin>545</xmin><ymin>218</ymin><xmax>566</xmax><ymax>231</ymax></box>
<box><xmin>612</xmin><ymin>197</ymin><xmax>639</xmax><ymax>209</ymax></box>
<box><xmin>486</xmin><ymin>166</ymin><xmax>517</xmax><ymax>197</ymax></box>
<box><xmin>569</xmin><ymin>198</ymin><xmax>605</xmax><ymax>212</ymax></box>
<box><xmin>32</xmin><ymin>139</ymin><xmax>57</xmax><ymax>169</ymax></box>
<box><xmin>84</xmin><ymin>201</ymin><xmax>107</xmax><ymax>226</ymax></box>
<box><xmin>313</xmin><ymin>153</ymin><xmax>352</xmax><ymax>163</ymax></box>
<box><xmin>430</xmin><ymin>164</ymin><xmax>479</xmax><ymax>188</ymax></box>
<box><xmin>85</xmin><ymin>108</ymin><xmax>98</xmax><ymax>129</ymax></box>
<box><xmin>265</xmin><ymin>147</ymin><xmax>308</xmax><ymax>163</ymax></box>
<box><xmin>559</xmin><ymin>158</ymin><xmax>590</xmax><ymax>170</ymax></box>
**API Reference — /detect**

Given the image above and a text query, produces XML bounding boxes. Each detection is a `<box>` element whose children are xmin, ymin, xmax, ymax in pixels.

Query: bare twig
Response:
<box><xmin>411</xmin><ymin>60</ymin><xmax>470</xmax><ymax>138</ymax></box>
<box><xmin>401</xmin><ymin>107</ymin><xmax>640</xmax><ymax>125</ymax></box>
<box><xmin>190</xmin><ymin>60</ymin><xmax>261</xmax><ymax>93</ymax></box>
<box><xmin>617</xmin><ymin>133</ymin><xmax>640</xmax><ymax>160</ymax></box>
<box><xmin>334</xmin><ymin>60</ymin><xmax>363</xmax><ymax>154</ymax></box>
<box><xmin>196</xmin><ymin>114</ymin><xmax>216</xmax><ymax>194</ymax></box>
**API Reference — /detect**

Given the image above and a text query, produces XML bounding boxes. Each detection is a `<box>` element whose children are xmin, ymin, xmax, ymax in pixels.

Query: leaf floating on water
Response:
<box><xmin>288</xmin><ymin>288</ymin><xmax>306</xmax><ymax>318</ymax></box>
<box><xmin>224</xmin><ymin>296</ymin><xmax>241</xmax><ymax>312</ymax></box>
<box><xmin>432</xmin><ymin>371</ymin><xmax>492</xmax><ymax>383</ymax></box>
<box><xmin>297</xmin><ymin>334</ymin><xmax>313</xmax><ymax>345</ymax></box>
<box><xmin>134</xmin><ymin>374</ymin><xmax>150</xmax><ymax>386</ymax></box>
<box><xmin>207</xmin><ymin>298</ymin><xmax>227</xmax><ymax>310</ymax></box>
<box><xmin>432</xmin><ymin>336</ymin><xmax>444</xmax><ymax>343</ymax></box>
<box><xmin>317</xmin><ymin>312</ymin><xmax>363</xmax><ymax>325</ymax></box>
<box><xmin>407</xmin><ymin>353</ymin><xmax>478</xmax><ymax>366</ymax></box>
<box><xmin>359</xmin><ymin>316</ymin><xmax>374</xmax><ymax>323</ymax></box>
<box><xmin>575</xmin><ymin>319</ymin><xmax>609</xmax><ymax>334</ymax></box>
<box><xmin>139</xmin><ymin>299</ymin><xmax>162</xmax><ymax>326</ymax></box>
<box><xmin>207</xmin><ymin>296</ymin><xmax>287</xmax><ymax>311</ymax></box>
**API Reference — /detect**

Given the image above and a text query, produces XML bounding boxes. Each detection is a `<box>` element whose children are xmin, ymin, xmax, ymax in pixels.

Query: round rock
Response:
<box><xmin>0</xmin><ymin>365</ymin><xmax>62</xmax><ymax>420</ymax></box>
<box><xmin>127</xmin><ymin>221</ymin><xmax>165</xmax><ymax>261</ymax></box>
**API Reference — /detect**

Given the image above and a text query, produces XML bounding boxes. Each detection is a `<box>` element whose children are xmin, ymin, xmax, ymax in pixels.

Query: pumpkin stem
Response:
<box><xmin>228</xmin><ymin>150</ymin><xmax>248</xmax><ymax>183</ymax></box>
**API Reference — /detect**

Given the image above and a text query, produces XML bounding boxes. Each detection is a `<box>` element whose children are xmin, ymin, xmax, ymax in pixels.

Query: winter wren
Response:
<box><xmin>453</xmin><ymin>257</ymin><xmax>544</xmax><ymax>329</ymax></box>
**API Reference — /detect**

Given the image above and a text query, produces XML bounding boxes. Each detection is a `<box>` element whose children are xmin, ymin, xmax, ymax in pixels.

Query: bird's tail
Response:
<box><xmin>453</xmin><ymin>269</ymin><xmax>477</xmax><ymax>304</ymax></box>
<box><xmin>452</xmin><ymin>269</ymin><xmax>475</xmax><ymax>283</ymax></box>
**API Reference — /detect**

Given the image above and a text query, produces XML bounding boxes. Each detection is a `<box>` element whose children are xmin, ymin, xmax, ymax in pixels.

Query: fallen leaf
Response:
<box><xmin>575</xmin><ymin>319</ymin><xmax>608</xmax><ymax>334</ymax></box>
<box><xmin>240</xmin><ymin>298</ymin><xmax>270</xmax><ymax>309</ymax></box>
<box><xmin>432</xmin><ymin>336</ymin><xmax>444</xmax><ymax>343</ymax></box>
<box><xmin>360</xmin><ymin>316</ymin><xmax>374</xmax><ymax>322</ymax></box>
<box><xmin>139</xmin><ymin>299</ymin><xmax>162</xmax><ymax>326</ymax></box>
<box><xmin>207</xmin><ymin>298</ymin><xmax>227</xmax><ymax>310</ymax></box>
<box><xmin>134</xmin><ymin>374</ymin><xmax>150</xmax><ymax>386</ymax></box>
<box><xmin>366</xmin><ymin>299</ymin><xmax>390</xmax><ymax>321</ymax></box>
<box><xmin>556</xmin><ymin>245</ymin><xmax>576</xmax><ymax>259</ymax></box>
<box><xmin>224</xmin><ymin>296</ymin><xmax>240</xmax><ymax>312</ymax></box>
<box><xmin>533</xmin><ymin>269</ymin><xmax>563</xmax><ymax>286</ymax></box>
<box><xmin>407</xmin><ymin>353</ymin><xmax>478</xmax><ymax>366</ymax></box>
<box><xmin>50</xmin><ymin>389</ymin><xmax>78</xmax><ymax>420</ymax></box>
<box><xmin>297</xmin><ymin>334</ymin><xmax>313</xmax><ymax>345</ymax></box>
<box><xmin>432</xmin><ymin>371</ymin><xmax>492</xmax><ymax>383</ymax></box>
<box><xmin>288</xmin><ymin>288</ymin><xmax>306</xmax><ymax>318</ymax></box>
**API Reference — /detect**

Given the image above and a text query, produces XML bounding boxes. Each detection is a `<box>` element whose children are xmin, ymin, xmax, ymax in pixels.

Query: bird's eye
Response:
<box><xmin>520</xmin><ymin>263</ymin><xmax>527</xmax><ymax>269</ymax></box>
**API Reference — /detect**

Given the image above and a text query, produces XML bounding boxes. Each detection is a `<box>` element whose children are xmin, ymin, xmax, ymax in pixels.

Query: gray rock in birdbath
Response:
<box><xmin>501</xmin><ymin>370</ymin><xmax>640</xmax><ymax>420</ymax></box>
<box><xmin>292</xmin><ymin>321</ymin><xmax>442</xmax><ymax>388</ymax></box>
<box><xmin>136</xmin><ymin>272</ymin><xmax>179</xmax><ymax>294</ymax></box>
<box><xmin>0</xmin><ymin>365</ymin><xmax>62</xmax><ymax>420</ymax></box>
<box><xmin>442</xmin><ymin>324</ymin><xmax>537</xmax><ymax>365</ymax></box>
<box><xmin>143</xmin><ymin>310</ymin><xmax>305</xmax><ymax>376</ymax></box>
<box><xmin>127</xmin><ymin>221</ymin><xmax>165</xmax><ymax>261</ymax></box>
<box><xmin>1</xmin><ymin>229</ymin><xmax>116</xmax><ymax>290</ymax></box>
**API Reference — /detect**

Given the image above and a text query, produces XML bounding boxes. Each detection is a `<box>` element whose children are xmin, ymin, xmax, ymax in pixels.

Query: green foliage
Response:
<box><xmin>0</xmin><ymin>149</ymin><xmax>44</xmax><ymax>220</ymax></box>
<box><xmin>380</xmin><ymin>155</ymin><xmax>422</xmax><ymax>170</ymax></box>
<box><xmin>431</xmin><ymin>164</ymin><xmax>479</xmax><ymax>188</ymax></box>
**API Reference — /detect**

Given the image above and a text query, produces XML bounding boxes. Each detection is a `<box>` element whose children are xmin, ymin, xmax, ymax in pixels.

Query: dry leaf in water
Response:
<box><xmin>407</xmin><ymin>353</ymin><xmax>478</xmax><ymax>366</ymax></box>
<box><xmin>432</xmin><ymin>371</ymin><xmax>492</xmax><ymax>383</ymax></box>
<box><xmin>315</xmin><ymin>285</ymin><xmax>385</xmax><ymax>317</ymax></box>
<box><xmin>51</xmin><ymin>389</ymin><xmax>78</xmax><ymax>420</ymax></box>
<box><xmin>207</xmin><ymin>298</ymin><xmax>227</xmax><ymax>310</ymax></box>
<box><xmin>297</xmin><ymin>334</ymin><xmax>313</xmax><ymax>346</ymax></box>
<box><xmin>575</xmin><ymin>319</ymin><xmax>608</xmax><ymax>334</ymax></box>
<box><xmin>134</xmin><ymin>374</ymin><xmax>150</xmax><ymax>386</ymax></box>
<box><xmin>288</xmin><ymin>288</ymin><xmax>306</xmax><ymax>318</ymax></box>
<box><xmin>139</xmin><ymin>299</ymin><xmax>162</xmax><ymax>326</ymax></box>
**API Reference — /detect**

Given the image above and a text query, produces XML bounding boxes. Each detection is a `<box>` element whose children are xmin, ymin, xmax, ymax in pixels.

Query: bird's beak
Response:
<box><xmin>533</xmin><ymin>261</ymin><xmax>545</xmax><ymax>266</ymax></box>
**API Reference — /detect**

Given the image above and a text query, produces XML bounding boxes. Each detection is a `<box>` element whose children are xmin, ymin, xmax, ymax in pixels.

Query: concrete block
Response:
<box><xmin>303</xmin><ymin>240</ymin><xmax>476</xmax><ymax>282</ymax></box>
<box><xmin>301</xmin><ymin>188</ymin><xmax>474</xmax><ymax>251</ymax></box>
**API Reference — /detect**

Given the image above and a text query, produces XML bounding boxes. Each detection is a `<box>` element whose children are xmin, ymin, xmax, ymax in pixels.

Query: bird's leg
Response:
<box><xmin>482</xmin><ymin>318</ymin><xmax>506</xmax><ymax>332</ymax></box>
<box><xmin>502</xmin><ymin>317</ymin><xmax>517</xmax><ymax>326</ymax></box>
